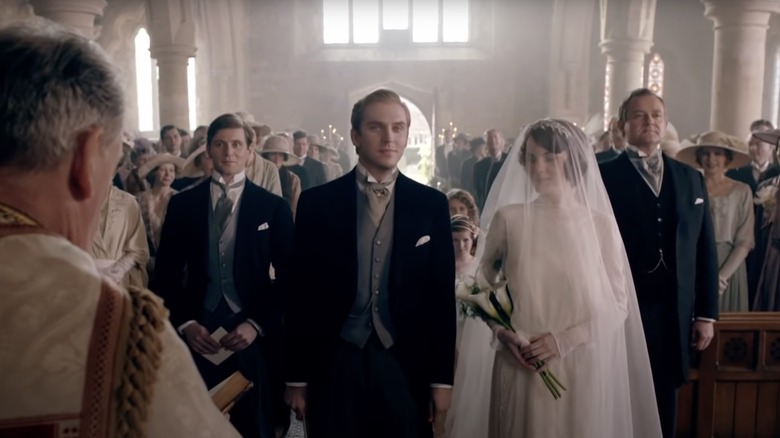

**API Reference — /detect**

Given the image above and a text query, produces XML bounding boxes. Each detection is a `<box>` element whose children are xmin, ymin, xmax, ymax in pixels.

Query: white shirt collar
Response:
<box><xmin>212</xmin><ymin>169</ymin><xmax>246</xmax><ymax>186</ymax></box>
<box><xmin>626</xmin><ymin>144</ymin><xmax>661</xmax><ymax>158</ymax></box>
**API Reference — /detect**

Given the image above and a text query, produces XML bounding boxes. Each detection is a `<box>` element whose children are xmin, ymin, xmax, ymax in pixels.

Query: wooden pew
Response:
<box><xmin>677</xmin><ymin>313</ymin><xmax>780</xmax><ymax>437</ymax></box>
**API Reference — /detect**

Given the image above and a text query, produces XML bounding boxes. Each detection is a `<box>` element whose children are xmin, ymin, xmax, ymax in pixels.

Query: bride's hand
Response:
<box><xmin>521</xmin><ymin>334</ymin><xmax>561</xmax><ymax>372</ymax></box>
<box><xmin>495</xmin><ymin>328</ymin><xmax>536</xmax><ymax>371</ymax></box>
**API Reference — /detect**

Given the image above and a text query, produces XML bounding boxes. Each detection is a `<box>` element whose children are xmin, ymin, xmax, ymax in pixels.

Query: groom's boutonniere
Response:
<box><xmin>455</xmin><ymin>270</ymin><xmax>567</xmax><ymax>400</ymax></box>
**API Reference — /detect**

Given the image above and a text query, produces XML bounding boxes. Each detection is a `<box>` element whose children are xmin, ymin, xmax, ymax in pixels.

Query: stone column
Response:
<box><xmin>599</xmin><ymin>0</ymin><xmax>657</xmax><ymax>119</ymax></box>
<box><xmin>29</xmin><ymin>0</ymin><xmax>107</xmax><ymax>40</ymax></box>
<box><xmin>703</xmin><ymin>0</ymin><xmax>780</xmax><ymax>135</ymax></box>
<box><xmin>147</xmin><ymin>0</ymin><xmax>196</xmax><ymax>131</ymax></box>
<box><xmin>150</xmin><ymin>44</ymin><xmax>195</xmax><ymax>132</ymax></box>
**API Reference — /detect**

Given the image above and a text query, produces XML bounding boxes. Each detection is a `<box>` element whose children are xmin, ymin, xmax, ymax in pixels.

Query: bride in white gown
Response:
<box><xmin>449</xmin><ymin>119</ymin><xmax>662</xmax><ymax>438</ymax></box>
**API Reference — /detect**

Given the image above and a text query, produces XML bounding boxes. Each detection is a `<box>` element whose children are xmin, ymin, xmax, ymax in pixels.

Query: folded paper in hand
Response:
<box><xmin>202</xmin><ymin>327</ymin><xmax>234</xmax><ymax>366</ymax></box>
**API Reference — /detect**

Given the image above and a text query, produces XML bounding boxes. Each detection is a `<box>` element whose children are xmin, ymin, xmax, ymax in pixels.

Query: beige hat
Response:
<box><xmin>677</xmin><ymin>131</ymin><xmax>751</xmax><ymax>170</ymax></box>
<box><xmin>752</xmin><ymin>129</ymin><xmax>780</xmax><ymax>147</ymax></box>
<box><xmin>312</xmin><ymin>142</ymin><xmax>341</xmax><ymax>161</ymax></box>
<box><xmin>138</xmin><ymin>152</ymin><xmax>185</xmax><ymax>178</ymax></box>
<box><xmin>260</xmin><ymin>135</ymin><xmax>300</xmax><ymax>166</ymax></box>
<box><xmin>181</xmin><ymin>143</ymin><xmax>208</xmax><ymax>177</ymax></box>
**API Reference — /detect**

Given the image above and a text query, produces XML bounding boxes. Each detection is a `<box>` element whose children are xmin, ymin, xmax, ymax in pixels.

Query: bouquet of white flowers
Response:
<box><xmin>455</xmin><ymin>269</ymin><xmax>567</xmax><ymax>399</ymax></box>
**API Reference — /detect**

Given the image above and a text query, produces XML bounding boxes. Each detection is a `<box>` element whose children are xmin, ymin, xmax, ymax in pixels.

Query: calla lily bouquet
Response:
<box><xmin>455</xmin><ymin>270</ymin><xmax>567</xmax><ymax>400</ymax></box>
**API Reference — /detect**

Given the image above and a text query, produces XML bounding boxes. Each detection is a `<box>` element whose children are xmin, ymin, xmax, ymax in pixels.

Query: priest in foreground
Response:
<box><xmin>0</xmin><ymin>22</ymin><xmax>239</xmax><ymax>437</ymax></box>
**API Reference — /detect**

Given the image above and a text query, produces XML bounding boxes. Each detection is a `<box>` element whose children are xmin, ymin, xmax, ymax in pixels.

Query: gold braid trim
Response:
<box><xmin>114</xmin><ymin>286</ymin><xmax>168</xmax><ymax>438</ymax></box>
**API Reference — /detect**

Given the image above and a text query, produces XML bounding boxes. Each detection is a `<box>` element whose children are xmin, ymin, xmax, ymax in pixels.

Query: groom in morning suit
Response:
<box><xmin>284</xmin><ymin>89</ymin><xmax>456</xmax><ymax>438</ymax></box>
<box><xmin>155</xmin><ymin>113</ymin><xmax>294</xmax><ymax>438</ymax></box>
<box><xmin>600</xmin><ymin>89</ymin><xmax>719</xmax><ymax>438</ymax></box>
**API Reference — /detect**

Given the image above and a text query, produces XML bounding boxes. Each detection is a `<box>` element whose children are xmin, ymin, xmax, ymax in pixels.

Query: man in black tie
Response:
<box><xmin>156</xmin><ymin>113</ymin><xmax>294</xmax><ymax>438</ymax></box>
<box><xmin>600</xmin><ymin>88</ymin><xmax>719</xmax><ymax>438</ymax></box>
<box><xmin>284</xmin><ymin>89</ymin><xmax>455</xmax><ymax>438</ymax></box>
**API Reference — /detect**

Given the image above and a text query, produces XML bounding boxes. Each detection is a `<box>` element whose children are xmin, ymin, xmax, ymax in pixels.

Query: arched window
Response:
<box><xmin>134</xmin><ymin>27</ymin><xmax>197</xmax><ymax>134</ymax></box>
<box><xmin>323</xmin><ymin>0</ymin><xmax>469</xmax><ymax>45</ymax></box>
<box><xmin>646</xmin><ymin>53</ymin><xmax>665</xmax><ymax>97</ymax></box>
<box><xmin>134</xmin><ymin>28</ymin><xmax>154</xmax><ymax>133</ymax></box>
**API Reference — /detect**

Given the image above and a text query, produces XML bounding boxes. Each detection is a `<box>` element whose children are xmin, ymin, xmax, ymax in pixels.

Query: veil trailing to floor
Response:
<box><xmin>447</xmin><ymin>119</ymin><xmax>662</xmax><ymax>437</ymax></box>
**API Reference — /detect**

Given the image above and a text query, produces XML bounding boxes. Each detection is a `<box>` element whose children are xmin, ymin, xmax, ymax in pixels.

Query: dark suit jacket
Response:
<box><xmin>284</xmin><ymin>170</ymin><xmax>456</xmax><ymax>389</ymax></box>
<box><xmin>600</xmin><ymin>154</ymin><xmax>719</xmax><ymax>379</ymax></box>
<box><xmin>287</xmin><ymin>164</ymin><xmax>311</xmax><ymax>191</ymax></box>
<box><xmin>447</xmin><ymin>149</ymin><xmax>470</xmax><ymax>188</ymax></box>
<box><xmin>473</xmin><ymin>154</ymin><xmax>507</xmax><ymax>210</ymax></box>
<box><xmin>460</xmin><ymin>155</ymin><xmax>478</xmax><ymax>196</ymax></box>
<box><xmin>727</xmin><ymin>164</ymin><xmax>780</xmax><ymax>194</ymax></box>
<box><xmin>155</xmin><ymin>179</ymin><xmax>294</xmax><ymax>337</ymax></box>
<box><xmin>435</xmin><ymin>144</ymin><xmax>449</xmax><ymax>179</ymax></box>
<box><xmin>302</xmin><ymin>157</ymin><xmax>327</xmax><ymax>189</ymax></box>
<box><xmin>595</xmin><ymin>147</ymin><xmax>621</xmax><ymax>163</ymax></box>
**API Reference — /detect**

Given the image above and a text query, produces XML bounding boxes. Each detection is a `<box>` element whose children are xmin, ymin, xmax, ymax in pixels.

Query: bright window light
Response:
<box><xmin>383</xmin><ymin>0</ymin><xmax>409</xmax><ymax>30</ymax></box>
<box><xmin>134</xmin><ymin>28</ymin><xmax>153</xmax><ymax>132</ymax></box>
<box><xmin>187</xmin><ymin>58</ymin><xmax>197</xmax><ymax>131</ymax></box>
<box><xmin>353</xmin><ymin>0</ymin><xmax>380</xmax><ymax>44</ymax></box>
<box><xmin>442</xmin><ymin>0</ymin><xmax>469</xmax><ymax>43</ymax></box>
<box><xmin>412</xmin><ymin>0</ymin><xmax>439</xmax><ymax>43</ymax></box>
<box><xmin>323</xmin><ymin>0</ymin><xmax>349</xmax><ymax>44</ymax></box>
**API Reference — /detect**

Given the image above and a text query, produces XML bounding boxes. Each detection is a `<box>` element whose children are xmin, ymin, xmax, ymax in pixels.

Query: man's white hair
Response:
<box><xmin>0</xmin><ymin>21</ymin><xmax>125</xmax><ymax>171</ymax></box>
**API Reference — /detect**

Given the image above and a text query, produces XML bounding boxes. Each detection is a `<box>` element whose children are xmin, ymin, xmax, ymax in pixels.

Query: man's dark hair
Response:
<box><xmin>178</xmin><ymin>127</ymin><xmax>189</xmax><ymax>137</ymax></box>
<box><xmin>160</xmin><ymin>124</ymin><xmax>178</xmax><ymax>139</ymax></box>
<box><xmin>469</xmin><ymin>137</ymin><xmax>486</xmax><ymax>152</ymax></box>
<box><xmin>750</xmin><ymin>119</ymin><xmax>774</xmax><ymax>132</ymax></box>
<box><xmin>206</xmin><ymin>113</ymin><xmax>253</xmax><ymax>148</ymax></box>
<box><xmin>617</xmin><ymin>88</ymin><xmax>666</xmax><ymax>125</ymax></box>
<box><xmin>292</xmin><ymin>130</ymin><xmax>307</xmax><ymax>141</ymax></box>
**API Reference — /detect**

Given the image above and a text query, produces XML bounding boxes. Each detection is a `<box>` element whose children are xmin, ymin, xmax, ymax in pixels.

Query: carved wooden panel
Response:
<box><xmin>716</xmin><ymin>330</ymin><xmax>756</xmax><ymax>370</ymax></box>
<box><xmin>764</xmin><ymin>331</ymin><xmax>780</xmax><ymax>369</ymax></box>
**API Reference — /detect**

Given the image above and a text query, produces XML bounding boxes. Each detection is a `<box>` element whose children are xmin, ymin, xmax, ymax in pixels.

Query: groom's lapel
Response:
<box><xmin>390</xmin><ymin>174</ymin><xmax>415</xmax><ymax>284</ymax></box>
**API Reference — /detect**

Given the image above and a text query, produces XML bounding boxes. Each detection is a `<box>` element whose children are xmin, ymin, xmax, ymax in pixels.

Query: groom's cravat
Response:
<box><xmin>211</xmin><ymin>179</ymin><xmax>243</xmax><ymax>235</ymax></box>
<box><xmin>356</xmin><ymin>164</ymin><xmax>397</xmax><ymax>226</ymax></box>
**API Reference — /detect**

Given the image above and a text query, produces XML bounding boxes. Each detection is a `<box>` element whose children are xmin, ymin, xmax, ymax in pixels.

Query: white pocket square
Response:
<box><xmin>415</xmin><ymin>235</ymin><xmax>431</xmax><ymax>247</ymax></box>
<box><xmin>694</xmin><ymin>198</ymin><xmax>704</xmax><ymax>205</ymax></box>
<box><xmin>257</xmin><ymin>222</ymin><xmax>269</xmax><ymax>231</ymax></box>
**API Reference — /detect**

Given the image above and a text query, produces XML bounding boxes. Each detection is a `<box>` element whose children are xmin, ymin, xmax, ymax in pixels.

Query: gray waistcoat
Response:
<box><xmin>204</xmin><ymin>196</ymin><xmax>243</xmax><ymax>314</ymax></box>
<box><xmin>340</xmin><ymin>189</ymin><xmax>397</xmax><ymax>349</ymax></box>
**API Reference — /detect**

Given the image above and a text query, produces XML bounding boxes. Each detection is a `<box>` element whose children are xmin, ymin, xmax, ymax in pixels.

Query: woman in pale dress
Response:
<box><xmin>261</xmin><ymin>134</ymin><xmax>302</xmax><ymax>217</ymax></box>
<box><xmin>451</xmin><ymin>215</ymin><xmax>480</xmax><ymax>348</ymax></box>
<box><xmin>677</xmin><ymin>132</ymin><xmax>754</xmax><ymax>311</ymax></box>
<box><xmin>449</xmin><ymin>119</ymin><xmax>661</xmax><ymax>438</ymax></box>
<box><xmin>135</xmin><ymin>153</ymin><xmax>184</xmax><ymax>275</ymax></box>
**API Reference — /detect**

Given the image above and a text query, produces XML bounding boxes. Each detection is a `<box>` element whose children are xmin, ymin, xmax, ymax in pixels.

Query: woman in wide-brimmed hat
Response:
<box><xmin>135</xmin><ymin>152</ymin><xmax>184</xmax><ymax>264</ymax></box>
<box><xmin>312</xmin><ymin>141</ymin><xmax>344</xmax><ymax>182</ymax></box>
<box><xmin>172</xmin><ymin>138</ymin><xmax>213</xmax><ymax>191</ymax></box>
<box><xmin>261</xmin><ymin>134</ymin><xmax>302</xmax><ymax>217</ymax></box>
<box><xmin>678</xmin><ymin>131</ymin><xmax>754</xmax><ymax>311</ymax></box>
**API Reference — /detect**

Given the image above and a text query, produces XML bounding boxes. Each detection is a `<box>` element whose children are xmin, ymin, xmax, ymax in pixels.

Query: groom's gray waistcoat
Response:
<box><xmin>340</xmin><ymin>189</ymin><xmax>397</xmax><ymax>349</ymax></box>
<box><xmin>204</xmin><ymin>194</ymin><xmax>243</xmax><ymax>313</ymax></box>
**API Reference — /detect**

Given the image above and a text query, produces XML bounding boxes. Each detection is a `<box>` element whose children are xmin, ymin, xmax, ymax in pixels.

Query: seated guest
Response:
<box><xmin>0</xmin><ymin>22</ymin><xmax>238</xmax><ymax>437</ymax></box>
<box><xmin>261</xmin><ymin>135</ymin><xmax>303</xmax><ymax>217</ymax></box>
<box><xmin>678</xmin><ymin>132</ymin><xmax>754</xmax><ymax>311</ymax></box>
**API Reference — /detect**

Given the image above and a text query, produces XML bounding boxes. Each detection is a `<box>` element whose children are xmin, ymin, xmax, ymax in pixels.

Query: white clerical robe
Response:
<box><xmin>92</xmin><ymin>186</ymin><xmax>149</xmax><ymax>288</ymax></box>
<box><xmin>0</xmin><ymin>211</ymin><xmax>240</xmax><ymax>437</ymax></box>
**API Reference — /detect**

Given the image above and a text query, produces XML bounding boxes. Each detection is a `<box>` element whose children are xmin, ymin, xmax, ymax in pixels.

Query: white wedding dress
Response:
<box><xmin>483</xmin><ymin>202</ymin><xmax>632</xmax><ymax>438</ymax></box>
<box><xmin>448</xmin><ymin>119</ymin><xmax>661</xmax><ymax>438</ymax></box>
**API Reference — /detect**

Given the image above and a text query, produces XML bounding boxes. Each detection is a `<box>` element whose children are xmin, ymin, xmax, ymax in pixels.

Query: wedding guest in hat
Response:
<box><xmin>136</xmin><ymin>152</ymin><xmax>184</xmax><ymax>271</ymax></box>
<box><xmin>175</xmin><ymin>138</ymin><xmax>214</xmax><ymax>192</ymax></box>
<box><xmin>313</xmin><ymin>142</ymin><xmax>344</xmax><ymax>182</ymax></box>
<box><xmin>678</xmin><ymin>131</ymin><xmax>754</xmax><ymax>311</ymax></box>
<box><xmin>124</xmin><ymin>138</ymin><xmax>156</xmax><ymax>195</ymax></box>
<box><xmin>727</xmin><ymin>120</ymin><xmax>779</xmax><ymax>194</ymax></box>
<box><xmin>261</xmin><ymin>134</ymin><xmax>302</xmax><ymax>217</ymax></box>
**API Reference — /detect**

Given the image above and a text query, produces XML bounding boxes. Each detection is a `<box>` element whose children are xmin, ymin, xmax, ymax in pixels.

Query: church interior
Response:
<box><xmin>3</xmin><ymin>0</ymin><xmax>780</xmax><ymax>437</ymax></box>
